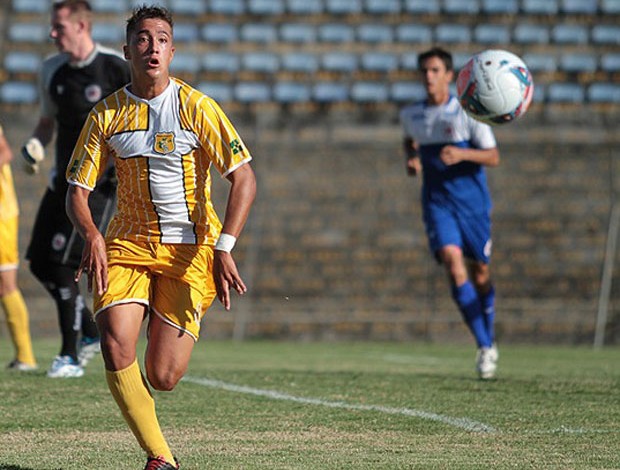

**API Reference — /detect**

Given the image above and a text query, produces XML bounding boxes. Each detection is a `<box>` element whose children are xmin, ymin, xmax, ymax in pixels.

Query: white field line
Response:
<box><xmin>182</xmin><ymin>376</ymin><xmax>497</xmax><ymax>433</ymax></box>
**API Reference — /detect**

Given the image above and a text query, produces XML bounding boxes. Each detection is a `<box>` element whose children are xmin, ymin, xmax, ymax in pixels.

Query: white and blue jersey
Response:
<box><xmin>400</xmin><ymin>96</ymin><xmax>497</xmax><ymax>262</ymax></box>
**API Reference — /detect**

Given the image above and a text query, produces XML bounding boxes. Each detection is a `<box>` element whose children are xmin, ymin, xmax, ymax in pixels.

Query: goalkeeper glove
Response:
<box><xmin>21</xmin><ymin>137</ymin><xmax>45</xmax><ymax>175</ymax></box>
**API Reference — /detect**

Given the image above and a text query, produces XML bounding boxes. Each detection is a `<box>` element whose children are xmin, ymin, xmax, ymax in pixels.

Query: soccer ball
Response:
<box><xmin>456</xmin><ymin>49</ymin><xmax>534</xmax><ymax>125</ymax></box>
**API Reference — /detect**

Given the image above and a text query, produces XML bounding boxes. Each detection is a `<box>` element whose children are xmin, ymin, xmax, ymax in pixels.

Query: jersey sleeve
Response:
<box><xmin>468</xmin><ymin>117</ymin><xmax>497</xmax><ymax>150</ymax></box>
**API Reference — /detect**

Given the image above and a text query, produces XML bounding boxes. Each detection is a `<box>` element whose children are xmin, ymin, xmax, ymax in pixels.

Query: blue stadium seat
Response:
<box><xmin>390</xmin><ymin>82</ymin><xmax>426</xmax><ymax>104</ymax></box>
<box><xmin>322</xmin><ymin>52</ymin><xmax>358</xmax><ymax>74</ymax></box>
<box><xmin>474</xmin><ymin>24</ymin><xmax>511</xmax><ymax>44</ymax></box>
<box><xmin>198</xmin><ymin>81</ymin><xmax>233</xmax><ymax>103</ymax></box>
<box><xmin>587</xmin><ymin>83</ymin><xmax>620</xmax><ymax>103</ymax></box>
<box><xmin>357</xmin><ymin>24</ymin><xmax>393</xmax><ymax>43</ymax></box>
<box><xmin>242</xmin><ymin>52</ymin><xmax>280</xmax><ymax>74</ymax></box>
<box><xmin>403</xmin><ymin>0</ymin><xmax>440</xmax><ymax>14</ymax></box>
<box><xmin>170</xmin><ymin>53</ymin><xmax>200</xmax><ymax>74</ymax></box>
<box><xmin>522</xmin><ymin>53</ymin><xmax>558</xmax><ymax>72</ymax></box>
<box><xmin>129</xmin><ymin>0</ymin><xmax>166</xmax><ymax>7</ymax></box>
<box><xmin>400</xmin><ymin>52</ymin><xmax>419</xmax><ymax>71</ymax></box>
<box><xmin>559</xmin><ymin>53</ymin><xmax>598</xmax><ymax>73</ymax></box>
<box><xmin>480</xmin><ymin>0</ymin><xmax>518</xmax><ymax>14</ymax></box>
<box><xmin>601</xmin><ymin>53</ymin><xmax>620</xmax><ymax>72</ymax></box>
<box><xmin>601</xmin><ymin>0</ymin><xmax>620</xmax><ymax>14</ymax></box>
<box><xmin>364</xmin><ymin>0</ymin><xmax>401</xmax><ymax>14</ymax></box>
<box><xmin>561</xmin><ymin>0</ymin><xmax>597</xmax><ymax>14</ymax></box>
<box><xmin>532</xmin><ymin>84</ymin><xmax>545</xmax><ymax>102</ymax></box>
<box><xmin>350</xmin><ymin>82</ymin><xmax>389</xmax><ymax>103</ymax></box>
<box><xmin>591</xmin><ymin>25</ymin><xmax>620</xmax><ymax>45</ymax></box>
<box><xmin>8</xmin><ymin>23</ymin><xmax>48</xmax><ymax>43</ymax></box>
<box><xmin>201</xmin><ymin>24</ymin><xmax>238</xmax><ymax>43</ymax></box>
<box><xmin>395</xmin><ymin>24</ymin><xmax>433</xmax><ymax>43</ymax></box>
<box><xmin>312</xmin><ymin>82</ymin><xmax>349</xmax><ymax>103</ymax></box>
<box><xmin>234</xmin><ymin>82</ymin><xmax>272</xmax><ymax>103</ymax></box>
<box><xmin>360</xmin><ymin>52</ymin><xmax>399</xmax><ymax>73</ymax></box>
<box><xmin>443</xmin><ymin>0</ymin><xmax>480</xmax><ymax>15</ymax></box>
<box><xmin>280</xmin><ymin>53</ymin><xmax>319</xmax><ymax>74</ymax></box>
<box><xmin>452</xmin><ymin>53</ymin><xmax>471</xmax><ymax>71</ymax></box>
<box><xmin>174</xmin><ymin>23</ymin><xmax>200</xmax><ymax>43</ymax></box>
<box><xmin>4</xmin><ymin>51</ymin><xmax>40</xmax><ymax>74</ymax></box>
<box><xmin>513</xmin><ymin>24</ymin><xmax>549</xmax><ymax>44</ymax></box>
<box><xmin>202</xmin><ymin>52</ymin><xmax>240</xmax><ymax>74</ymax></box>
<box><xmin>273</xmin><ymin>82</ymin><xmax>312</xmax><ymax>103</ymax></box>
<box><xmin>92</xmin><ymin>23</ymin><xmax>124</xmax><ymax>44</ymax></box>
<box><xmin>286</xmin><ymin>0</ymin><xmax>324</xmax><ymax>14</ymax></box>
<box><xmin>551</xmin><ymin>24</ymin><xmax>588</xmax><ymax>44</ymax></box>
<box><xmin>280</xmin><ymin>24</ymin><xmax>317</xmax><ymax>44</ymax></box>
<box><xmin>0</xmin><ymin>82</ymin><xmax>37</xmax><ymax>104</ymax></box>
<box><xmin>209</xmin><ymin>0</ymin><xmax>245</xmax><ymax>15</ymax></box>
<box><xmin>240</xmin><ymin>24</ymin><xmax>278</xmax><ymax>43</ymax></box>
<box><xmin>318</xmin><ymin>24</ymin><xmax>355</xmax><ymax>43</ymax></box>
<box><xmin>91</xmin><ymin>0</ymin><xmax>127</xmax><ymax>13</ymax></box>
<box><xmin>435</xmin><ymin>24</ymin><xmax>471</xmax><ymax>43</ymax></box>
<box><xmin>247</xmin><ymin>0</ymin><xmax>285</xmax><ymax>15</ymax></box>
<box><xmin>547</xmin><ymin>83</ymin><xmax>584</xmax><ymax>103</ymax></box>
<box><xmin>12</xmin><ymin>0</ymin><xmax>49</xmax><ymax>13</ymax></box>
<box><xmin>325</xmin><ymin>0</ymin><xmax>362</xmax><ymax>15</ymax></box>
<box><xmin>521</xmin><ymin>0</ymin><xmax>559</xmax><ymax>14</ymax></box>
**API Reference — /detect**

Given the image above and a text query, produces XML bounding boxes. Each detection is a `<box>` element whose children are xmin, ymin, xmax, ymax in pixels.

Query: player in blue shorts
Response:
<box><xmin>400</xmin><ymin>47</ymin><xmax>500</xmax><ymax>379</ymax></box>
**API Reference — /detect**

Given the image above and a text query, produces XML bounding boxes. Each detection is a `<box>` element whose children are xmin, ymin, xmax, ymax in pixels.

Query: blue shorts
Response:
<box><xmin>423</xmin><ymin>204</ymin><xmax>492</xmax><ymax>264</ymax></box>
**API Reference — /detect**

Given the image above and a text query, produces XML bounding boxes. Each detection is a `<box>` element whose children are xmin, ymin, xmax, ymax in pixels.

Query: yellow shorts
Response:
<box><xmin>0</xmin><ymin>216</ymin><xmax>18</xmax><ymax>271</ymax></box>
<box><xmin>95</xmin><ymin>238</ymin><xmax>217</xmax><ymax>341</ymax></box>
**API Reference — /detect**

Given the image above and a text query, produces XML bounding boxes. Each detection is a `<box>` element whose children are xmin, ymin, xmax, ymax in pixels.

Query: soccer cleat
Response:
<box><xmin>488</xmin><ymin>343</ymin><xmax>499</xmax><ymax>364</ymax></box>
<box><xmin>476</xmin><ymin>347</ymin><xmax>497</xmax><ymax>380</ymax></box>
<box><xmin>144</xmin><ymin>456</ymin><xmax>179</xmax><ymax>470</ymax></box>
<box><xmin>7</xmin><ymin>359</ymin><xmax>38</xmax><ymax>372</ymax></box>
<box><xmin>78</xmin><ymin>336</ymin><xmax>101</xmax><ymax>367</ymax></box>
<box><xmin>47</xmin><ymin>355</ymin><xmax>84</xmax><ymax>378</ymax></box>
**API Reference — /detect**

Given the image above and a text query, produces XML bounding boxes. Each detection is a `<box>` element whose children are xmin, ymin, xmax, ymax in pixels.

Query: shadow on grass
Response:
<box><xmin>0</xmin><ymin>465</ymin><xmax>38</xmax><ymax>470</ymax></box>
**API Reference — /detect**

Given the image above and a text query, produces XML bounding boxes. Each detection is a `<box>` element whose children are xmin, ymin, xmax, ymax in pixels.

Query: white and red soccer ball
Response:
<box><xmin>456</xmin><ymin>49</ymin><xmax>534</xmax><ymax>126</ymax></box>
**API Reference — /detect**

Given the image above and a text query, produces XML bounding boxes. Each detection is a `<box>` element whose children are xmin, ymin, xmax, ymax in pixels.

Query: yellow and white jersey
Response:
<box><xmin>67</xmin><ymin>78</ymin><xmax>252</xmax><ymax>244</ymax></box>
<box><xmin>0</xmin><ymin>125</ymin><xmax>18</xmax><ymax>221</ymax></box>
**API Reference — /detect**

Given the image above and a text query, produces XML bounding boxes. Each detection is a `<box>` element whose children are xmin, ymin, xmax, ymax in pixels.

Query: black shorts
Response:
<box><xmin>26</xmin><ymin>183</ymin><xmax>116</xmax><ymax>269</ymax></box>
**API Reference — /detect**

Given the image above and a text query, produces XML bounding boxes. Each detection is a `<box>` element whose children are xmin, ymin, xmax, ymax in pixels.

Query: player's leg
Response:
<box><xmin>469</xmin><ymin>261</ymin><xmax>496</xmax><ymax>345</ymax></box>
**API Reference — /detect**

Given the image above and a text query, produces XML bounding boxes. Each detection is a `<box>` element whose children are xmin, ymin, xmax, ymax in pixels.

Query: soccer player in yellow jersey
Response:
<box><xmin>0</xmin><ymin>123</ymin><xmax>38</xmax><ymax>371</ymax></box>
<box><xmin>65</xmin><ymin>6</ymin><xmax>256</xmax><ymax>470</ymax></box>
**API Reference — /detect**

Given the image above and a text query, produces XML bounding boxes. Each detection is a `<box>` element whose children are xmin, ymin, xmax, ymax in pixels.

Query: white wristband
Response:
<box><xmin>215</xmin><ymin>233</ymin><xmax>236</xmax><ymax>253</ymax></box>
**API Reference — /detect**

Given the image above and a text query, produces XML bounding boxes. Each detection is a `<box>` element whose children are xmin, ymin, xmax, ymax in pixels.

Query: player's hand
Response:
<box><xmin>213</xmin><ymin>250</ymin><xmax>247</xmax><ymax>311</ymax></box>
<box><xmin>407</xmin><ymin>157</ymin><xmax>422</xmax><ymax>176</ymax></box>
<box><xmin>21</xmin><ymin>137</ymin><xmax>45</xmax><ymax>175</ymax></box>
<box><xmin>75</xmin><ymin>231</ymin><xmax>108</xmax><ymax>295</ymax></box>
<box><xmin>440</xmin><ymin>146</ymin><xmax>463</xmax><ymax>166</ymax></box>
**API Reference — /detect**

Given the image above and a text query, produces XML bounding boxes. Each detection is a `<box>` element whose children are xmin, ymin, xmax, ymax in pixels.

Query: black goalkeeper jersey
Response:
<box><xmin>39</xmin><ymin>44</ymin><xmax>130</xmax><ymax>192</ymax></box>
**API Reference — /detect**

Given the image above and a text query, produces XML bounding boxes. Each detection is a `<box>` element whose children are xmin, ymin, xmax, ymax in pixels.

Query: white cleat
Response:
<box><xmin>476</xmin><ymin>347</ymin><xmax>497</xmax><ymax>380</ymax></box>
<box><xmin>47</xmin><ymin>355</ymin><xmax>84</xmax><ymax>378</ymax></box>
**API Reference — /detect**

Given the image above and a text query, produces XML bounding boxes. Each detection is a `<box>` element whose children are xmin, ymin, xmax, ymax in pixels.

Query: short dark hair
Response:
<box><xmin>52</xmin><ymin>0</ymin><xmax>92</xmax><ymax>22</ymax></box>
<box><xmin>126</xmin><ymin>5</ymin><xmax>174</xmax><ymax>43</ymax></box>
<box><xmin>417</xmin><ymin>47</ymin><xmax>453</xmax><ymax>72</ymax></box>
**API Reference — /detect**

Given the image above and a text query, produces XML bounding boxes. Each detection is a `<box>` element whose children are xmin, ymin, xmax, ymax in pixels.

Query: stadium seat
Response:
<box><xmin>3</xmin><ymin>51</ymin><xmax>41</xmax><ymax>74</ymax></box>
<box><xmin>247</xmin><ymin>0</ymin><xmax>285</xmax><ymax>15</ymax></box>
<box><xmin>241</xmin><ymin>52</ymin><xmax>280</xmax><ymax>74</ymax></box>
<box><xmin>522</xmin><ymin>53</ymin><xmax>558</xmax><ymax>72</ymax></box>
<box><xmin>240</xmin><ymin>23</ymin><xmax>278</xmax><ymax>43</ymax></box>
<box><xmin>286</xmin><ymin>0</ymin><xmax>324</xmax><ymax>14</ymax></box>
<box><xmin>350</xmin><ymin>82</ymin><xmax>389</xmax><ymax>103</ymax></box>
<box><xmin>322</xmin><ymin>52</ymin><xmax>358</xmax><ymax>74</ymax></box>
<box><xmin>8</xmin><ymin>23</ymin><xmax>48</xmax><ymax>43</ymax></box>
<box><xmin>513</xmin><ymin>24</ymin><xmax>550</xmax><ymax>44</ymax></box>
<box><xmin>400</xmin><ymin>52</ymin><xmax>419</xmax><ymax>71</ymax></box>
<box><xmin>209</xmin><ymin>0</ymin><xmax>245</xmax><ymax>15</ymax></box>
<box><xmin>197</xmin><ymin>81</ymin><xmax>233</xmax><ymax>103</ymax></box>
<box><xmin>364</xmin><ymin>0</ymin><xmax>401</xmax><ymax>14</ymax></box>
<box><xmin>403</xmin><ymin>0</ymin><xmax>440</xmax><ymax>14</ymax></box>
<box><xmin>92</xmin><ymin>23</ymin><xmax>124</xmax><ymax>43</ymax></box>
<box><xmin>561</xmin><ymin>0</ymin><xmax>597</xmax><ymax>14</ymax></box>
<box><xmin>280</xmin><ymin>52</ymin><xmax>319</xmax><ymax>74</ymax></box>
<box><xmin>12</xmin><ymin>0</ymin><xmax>49</xmax><ymax>13</ymax></box>
<box><xmin>202</xmin><ymin>52</ymin><xmax>240</xmax><ymax>74</ymax></box>
<box><xmin>325</xmin><ymin>0</ymin><xmax>363</xmax><ymax>15</ymax></box>
<box><xmin>170</xmin><ymin>0</ymin><xmax>207</xmax><ymax>15</ymax></box>
<box><xmin>452</xmin><ymin>53</ymin><xmax>471</xmax><ymax>71</ymax></box>
<box><xmin>170</xmin><ymin>53</ymin><xmax>200</xmax><ymax>74</ymax></box>
<box><xmin>280</xmin><ymin>23</ymin><xmax>317</xmax><ymax>44</ymax></box>
<box><xmin>128</xmin><ymin>0</ymin><xmax>166</xmax><ymax>8</ymax></box>
<box><xmin>601</xmin><ymin>53</ymin><xmax>620</xmax><ymax>72</ymax></box>
<box><xmin>395</xmin><ymin>24</ymin><xmax>433</xmax><ymax>44</ymax></box>
<box><xmin>173</xmin><ymin>23</ymin><xmax>200</xmax><ymax>43</ymax></box>
<box><xmin>532</xmin><ymin>83</ymin><xmax>545</xmax><ymax>102</ymax></box>
<box><xmin>435</xmin><ymin>24</ymin><xmax>471</xmax><ymax>44</ymax></box>
<box><xmin>390</xmin><ymin>82</ymin><xmax>426</xmax><ymax>104</ymax></box>
<box><xmin>90</xmin><ymin>0</ymin><xmax>127</xmax><ymax>13</ymax></box>
<box><xmin>0</xmin><ymin>82</ymin><xmax>37</xmax><ymax>104</ymax></box>
<box><xmin>357</xmin><ymin>24</ymin><xmax>394</xmax><ymax>43</ymax></box>
<box><xmin>551</xmin><ymin>24</ymin><xmax>588</xmax><ymax>44</ymax></box>
<box><xmin>587</xmin><ymin>83</ymin><xmax>620</xmax><ymax>103</ymax></box>
<box><xmin>591</xmin><ymin>25</ymin><xmax>620</xmax><ymax>45</ymax></box>
<box><xmin>234</xmin><ymin>82</ymin><xmax>272</xmax><ymax>103</ymax></box>
<box><xmin>547</xmin><ymin>83</ymin><xmax>585</xmax><ymax>103</ymax></box>
<box><xmin>360</xmin><ymin>52</ymin><xmax>399</xmax><ymax>73</ymax></box>
<box><xmin>601</xmin><ymin>0</ymin><xmax>620</xmax><ymax>14</ymax></box>
<box><xmin>201</xmin><ymin>24</ymin><xmax>238</xmax><ymax>43</ymax></box>
<box><xmin>312</xmin><ymin>82</ymin><xmax>349</xmax><ymax>103</ymax></box>
<box><xmin>480</xmin><ymin>0</ymin><xmax>518</xmax><ymax>14</ymax></box>
<box><xmin>273</xmin><ymin>82</ymin><xmax>312</xmax><ymax>103</ymax></box>
<box><xmin>443</xmin><ymin>0</ymin><xmax>480</xmax><ymax>15</ymax></box>
<box><xmin>559</xmin><ymin>53</ymin><xmax>598</xmax><ymax>73</ymax></box>
<box><xmin>521</xmin><ymin>0</ymin><xmax>559</xmax><ymax>14</ymax></box>
<box><xmin>318</xmin><ymin>24</ymin><xmax>355</xmax><ymax>43</ymax></box>
<box><xmin>474</xmin><ymin>24</ymin><xmax>511</xmax><ymax>44</ymax></box>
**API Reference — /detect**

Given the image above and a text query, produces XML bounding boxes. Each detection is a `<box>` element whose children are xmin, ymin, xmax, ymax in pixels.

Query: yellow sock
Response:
<box><xmin>1</xmin><ymin>290</ymin><xmax>36</xmax><ymax>365</ymax></box>
<box><xmin>106</xmin><ymin>360</ymin><xmax>175</xmax><ymax>463</ymax></box>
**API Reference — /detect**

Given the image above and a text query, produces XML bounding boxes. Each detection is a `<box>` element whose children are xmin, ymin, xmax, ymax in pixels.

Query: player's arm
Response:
<box><xmin>440</xmin><ymin>145</ymin><xmax>500</xmax><ymax>167</ymax></box>
<box><xmin>403</xmin><ymin>137</ymin><xmax>422</xmax><ymax>176</ymax></box>
<box><xmin>66</xmin><ymin>184</ymin><xmax>108</xmax><ymax>295</ymax></box>
<box><xmin>21</xmin><ymin>117</ymin><xmax>55</xmax><ymax>174</ymax></box>
<box><xmin>213</xmin><ymin>163</ymin><xmax>257</xmax><ymax>311</ymax></box>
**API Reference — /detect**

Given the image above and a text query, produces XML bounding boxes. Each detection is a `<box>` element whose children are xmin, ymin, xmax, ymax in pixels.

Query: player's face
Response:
<box><xmin>49</xmin><ymin>7</ymin><xmax>83</xmax><ymax>55</ymax></box>
<box><xmin>420</xmin><ymin>57</ymin><xmax>453</xmax><ymax>104</ymax></box>
<box><xmin>125</xmin><ymin>18</ymin><xmax>175</xmax><ymax>83</ymax></box>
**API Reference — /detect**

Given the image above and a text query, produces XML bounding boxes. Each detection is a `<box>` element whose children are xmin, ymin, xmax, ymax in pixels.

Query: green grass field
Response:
<box><xmin>0</xmin><ymin>338</ymin><xmax>618</xmax><ymax>469</ymax></box>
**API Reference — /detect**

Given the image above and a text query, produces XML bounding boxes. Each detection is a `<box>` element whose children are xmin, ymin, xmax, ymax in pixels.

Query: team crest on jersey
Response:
<box><xmin>154</xmin><ymin>132</ymin><xmax>176</xmax><ymax>155</ymax></box>
<box><xmin>85</xmin><ymin>84</ymin><xmax>102</xmax><ymax>103</ymax></box>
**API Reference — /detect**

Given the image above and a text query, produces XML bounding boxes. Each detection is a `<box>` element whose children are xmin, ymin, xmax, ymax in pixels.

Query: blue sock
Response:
<box><xmin>480</xmin><ymin>285</ymin><xmax>496</xmax><ymax>344</ymax></box>
<box><xmin>452</xmin><ymin>281</ymin><xmax>492</xmax><ymax>348</ymax></box>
